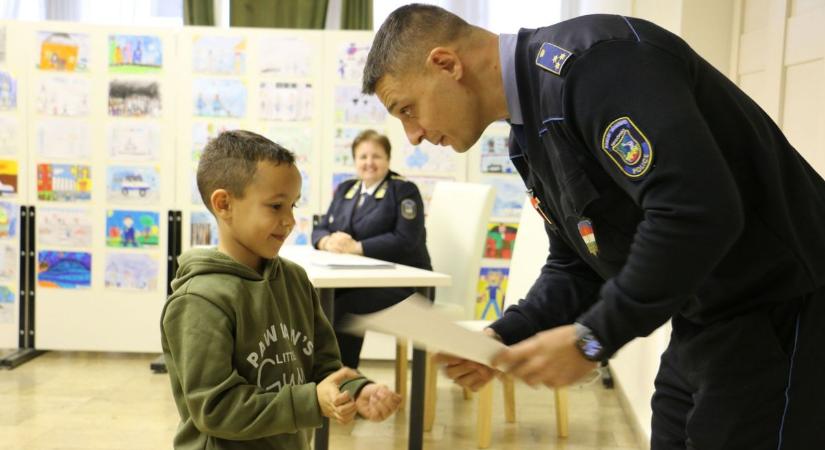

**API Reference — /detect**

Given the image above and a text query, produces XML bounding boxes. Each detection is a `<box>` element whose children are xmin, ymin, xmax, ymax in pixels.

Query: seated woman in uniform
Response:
<box><xmin>312</xmin><ymin>129</ymin><xmax>431</xmax><ymax>368</ymax></box>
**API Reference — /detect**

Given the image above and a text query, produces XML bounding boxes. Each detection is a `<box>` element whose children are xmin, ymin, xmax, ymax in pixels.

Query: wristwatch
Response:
<box><xmin>574</xmin><ymin>322</ymin><xmax>605</xmax><ymax>361</ymax></box>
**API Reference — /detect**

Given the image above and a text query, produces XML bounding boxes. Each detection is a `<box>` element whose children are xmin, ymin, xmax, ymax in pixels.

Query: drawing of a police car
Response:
<box><xmin>121</xmin><ymin>174</ymin><xmax>149</xmax><ymax>197</ymax></box>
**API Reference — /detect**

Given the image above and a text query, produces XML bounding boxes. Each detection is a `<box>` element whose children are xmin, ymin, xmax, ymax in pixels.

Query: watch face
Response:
<box><xmin>581</xmin><ymin>336</ymin><xmax>603</xmax><ymax>359</ymax></box>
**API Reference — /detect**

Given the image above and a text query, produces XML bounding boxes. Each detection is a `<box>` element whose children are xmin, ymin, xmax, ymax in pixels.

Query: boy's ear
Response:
<box><xmin>211</xmin><ymin>189</ymin><xmax>232</xmax><ymax>219</ymax></box>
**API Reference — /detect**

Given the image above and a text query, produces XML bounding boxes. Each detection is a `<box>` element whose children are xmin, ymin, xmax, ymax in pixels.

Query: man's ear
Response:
<box><xmin>426</xmin><ymin>47</ymin><xmax>463</xmax><ymax>80</ymax></box>
<box><xmin>211</xmin><ymin>189</ymin><xmax>232</xmax><ymax>220</ymax></box>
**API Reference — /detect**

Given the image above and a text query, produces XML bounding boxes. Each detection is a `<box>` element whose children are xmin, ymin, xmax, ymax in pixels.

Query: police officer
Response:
<box><xmin>312</xmin><ymin>129</ymin><xmax>431</xmax><ymax>368</ymax></box>
<box><xmin>362</xmin><ymin>5</ymin><xmax>825</xmax><ymax>449</ymax></box>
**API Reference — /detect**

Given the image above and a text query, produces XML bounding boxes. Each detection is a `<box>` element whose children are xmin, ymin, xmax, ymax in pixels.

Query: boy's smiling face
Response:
<box><xmin>214</xmin><ymin>161</ymin><xmax>302</xmax><ymax>270</ymax></box>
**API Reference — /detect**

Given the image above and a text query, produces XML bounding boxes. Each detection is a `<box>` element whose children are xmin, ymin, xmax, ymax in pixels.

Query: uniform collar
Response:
<box><xmin>499</xmin><ymin>33</ymin><xmax>523</xmax><ymax>125</ymax></box>
<box><xmin>360</xmin><ymin>178</ymin><xmax>383</xmax><ymax>196</ymax></box>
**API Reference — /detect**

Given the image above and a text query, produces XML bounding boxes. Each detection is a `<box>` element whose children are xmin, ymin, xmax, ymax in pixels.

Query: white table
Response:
<box><xmin>278</xmin><ymin>246</ymin><xmax>451</xmax><ymax>450</ymax></box>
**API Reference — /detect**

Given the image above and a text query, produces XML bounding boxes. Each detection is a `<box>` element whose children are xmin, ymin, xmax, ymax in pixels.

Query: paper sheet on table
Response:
<box><xmin>310</xmin><ymin>252</ymin><xmax>395</xmax><ymax>269</ymax></box>
<box><xmin>342</xmin><ymin>293</ymin><xmax>506</xmax><ymax>366</ymax></box>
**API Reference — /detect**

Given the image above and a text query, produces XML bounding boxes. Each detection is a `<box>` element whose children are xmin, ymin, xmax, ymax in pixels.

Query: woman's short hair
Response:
<box><xmin>351</xmin><ymin>129</ymin><xmax>391</xmax><ymax>159</ymax></box>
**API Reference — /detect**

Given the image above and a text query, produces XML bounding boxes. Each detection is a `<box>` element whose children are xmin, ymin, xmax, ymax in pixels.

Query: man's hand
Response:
<box><xmin>433</xmin><ymin>328</ymin><xmax>502</xmax><ymax>392</ymax></box>
<box><xmin>355</xmin><ymin>383</ymin><xmax>402</xmax><ymax>421</ymax></box>
<box><xmin>317</xmin><ymin>367</ymin><xmax>360</xmax><ymax>424</ymax></box>
<box><xmin>493</xmin><ymin>325</ymin><xmax>597</xmax><ymax>388</ymax></box>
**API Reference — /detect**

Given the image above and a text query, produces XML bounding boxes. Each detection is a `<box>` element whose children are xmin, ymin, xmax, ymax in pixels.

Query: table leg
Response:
<box><xmin>314</xmin><ymin>288</ymin><xmax>335</xmax><ymax>450</ymax></box>
<box><xmin>409</xmin><ymin>286</ymin><xmax>434</xmax><ymax>450</ymax></box>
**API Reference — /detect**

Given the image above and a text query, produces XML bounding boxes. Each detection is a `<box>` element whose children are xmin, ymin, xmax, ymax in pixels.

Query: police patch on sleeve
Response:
<box><xmin>400</xmin><ymin>199</ymin><xmax>417</xmax><ymax>220</ymax></box>
<box><xmin>535</xmin><ymin>42</ymin><xmax>572</xmax><ymax>76</ymax></box>
<box><xmin>601</xmin><ymin>116</ymin><xmax>654</xmax><ymax>178</ymax></box>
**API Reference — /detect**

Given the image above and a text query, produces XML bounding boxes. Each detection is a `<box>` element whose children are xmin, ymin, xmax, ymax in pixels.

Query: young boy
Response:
<box><xmin>161</xmin><ymin>130</ymin><xmax>401</xmax><ymax>449</ymax></box>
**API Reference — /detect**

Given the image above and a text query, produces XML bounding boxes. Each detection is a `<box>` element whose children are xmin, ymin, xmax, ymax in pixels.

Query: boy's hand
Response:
<box><xmin>355</xmin><ymin>383</ymin><xmax>402</xmax><ymax>421</ymax></box>
<box><xmin>317</xmin><ymin>367</ymin><xmax>360</xmax><ymax>424</ymax></box>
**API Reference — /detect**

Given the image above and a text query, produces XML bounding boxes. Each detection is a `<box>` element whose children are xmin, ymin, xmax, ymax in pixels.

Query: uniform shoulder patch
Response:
<box><xmin>400</xmin><ymin>198</ymin><xmax>417</xmax><ymax>220</ymax></box>
<box><xmin>600</xmin><ymin>116</ymin><xmax>653</xmax><ymax>179</ymax></box>
<box><xmin>535</xmin><ymin>42</ymin><xmax>573</xmax><ymax>76</ymax></box>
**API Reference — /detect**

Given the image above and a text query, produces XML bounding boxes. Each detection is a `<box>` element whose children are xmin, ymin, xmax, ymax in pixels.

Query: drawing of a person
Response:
<box><xmin>479</xmin><ymin>270</ymin><xmax>505</xmax><ymax>320</ymax></box>
<box><xmin>121</xmin><ymin>215</ymin><xmax>138</xmax><ymax>247</ymax></box>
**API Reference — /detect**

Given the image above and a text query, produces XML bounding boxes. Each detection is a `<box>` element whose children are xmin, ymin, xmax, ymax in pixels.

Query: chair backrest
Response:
<box><xmin>425</xmin><ymin>181</ymin><xmax>495</xmax><ymax>319</ymax></box>
<box><xmin>503</xmin><ymin>197</ymin><xmax>551</xmax><ymax>309</ymax></box>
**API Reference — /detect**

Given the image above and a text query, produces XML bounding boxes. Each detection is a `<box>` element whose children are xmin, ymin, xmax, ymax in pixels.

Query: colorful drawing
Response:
<box><xmin>332</xmin><ymin>127</ymin><xmax>369</xmax><ymax>167</ymax></box>
<box><xmin>0</xmin><ymin>160</ymin><xmax>18</xmax><ymax>197</ymax></box>
<box><xmin>0</xmin><ymin>118</ymin><xmax>16</xmax><ymax>155</ymax></box>
<box><xmin>0</xmin><ymin>71</ymin><xmax>17</xmax><ymax>110</ymax></box>
<box><xmin>192</xmin><ymin>35</ymin><xmax>246</xmax><ymax>75</ymax></box>
<box><xmin>37</xmin><ymin>251</ymin><xmax>91</xmax><ymax>289</ymax></box>
<box><xmin>259</xmin><ymin>36</ymin><xmax>312</xmax><ymax>77</ymax></box>
<box><xmin>334</xmin><ymin>86</ymin><xmax>387</xmax><ymax>123</ymax></box>
<box><xmin>106</xmin><ymin>209</ymin><xmax>159</xmax><ymax>248</ymax></box>
<box><xmin>191</xmin><ymin>211</ymin><xmax>218</xmax><ymax>247</ymax></box>
<box><xmin>104</xmin><ymin>253</ymin><xmax>158</xmax><ymax>291</ymax></box>
<box><xmin>37</xmin><ymin>31</ymin><xmax>90</xmax><ymax>72</ymax></box>
<box><xmin>259</xmin><ymin>81</ymin><xmax>313</xmax><ymax>121</ymax></box>
<box><xmin>108</xmin><ymin>121</ymin><xmax>161</xmax><ymax>161</ymax></box>
<box><xmin>36</xmin><ymin>75</ymin><xmax>90</xmax><ymax>116</ymax></box>
<box><xmin>480</xmin><ymin>134</ymin><xmax>515</xmax><ymax>173</ymax></box>
<box><xmin>193</xmin><ymin>78</ymin><xmax>246</xmax><ymax>118</ymax></box>
<box><xmin>108</xmin><ymin>34</ymin><xmax>162</xmax><ymax>73</ymax></box>
<box><xmin>263</xmin><ymin>127</ymin><xmax>312</xmax><ymax>164</ymax></box>
<box><xmin>407</xmin><ymin>175</ymin><xmax>455</xmax><ymax>215</ymax></box>
<box><xmin>0</xmin><ymin>285</ymin><xmax>14</xmax><ymax>324</ymax></box>
<box><xmin>485</xmin><ymin>222</ymin><xmax>518</xmax><ymax>259</ymax></box>
<box><xmin>108</xmin><ymin>80</ymin><xmax>161</xmax><ymax>117</ymax></box>
<box><xmin>475</xmin><ymin>267</ymin><xmax>509</xmax><ymax>320</ymax></box>
<box><xmin>483</xmin><ymin>176</ymin><xmax>526</xmax><ymax>218</ymax></box>
<box><xmin>0</xmin><ymin>243</ymin><xmax>16</xmax><ymax>281</ymax></box>
<box><xmin>337</xmin><ymin>42</ymin><xmax>370</xmax><ymax>81</ymax></box>
<box><xmin>400</xmin><ymin>141</ymin><xmax>458</xmax><ymax>172</ymax></box>
<box><xmin>36</xmin><ymin>164</ymin><xmax>91</xmax><ymax>202</ymax></box>
<box><xmin>37</xmin><ymin>208</ymin><xmax>92</xmax><ymax>247</ymax></box>
<box><xmin>192</xmin><ymin>121</ymin><xmax>241</xmax><ymax>160</ymax></box>
<box><xmin>331</xmin><ymin>172</ymin><xmax>355</xmax><ymax>195</ymax></box>
<box><xmin>285</xmin><ymin>214</ymin><xmax>311</xmax><ymax>246</ymax></box>
<box><xmin>36</xmin><ymin>119</ymin><xmax>91</xmax><ymax>160</ymax></box>
<box><xmin>106</xmin><ymin>166</ymin><xmax>160</xmax><ymax>204</ymax></box>
<box><xmin>0</xmin><ymin>202</ymin><xmax>18</xmax><ymax>239</ymax></box>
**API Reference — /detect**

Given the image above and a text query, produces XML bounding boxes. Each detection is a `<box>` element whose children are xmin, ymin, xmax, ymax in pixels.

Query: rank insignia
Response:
<box><xmin>535</xmin><ymin>42</ymin><xmax>573</xmax><ymax>75</ymax></box>
<box><xmin>577</xmin><ymin>218</ymin><xmax>598</xmax><ymax>256</ymax></box>
<box><xmin>601</xmin><ymin>116</ymin><xmax>654</xmax><ymax>178</ymax></box>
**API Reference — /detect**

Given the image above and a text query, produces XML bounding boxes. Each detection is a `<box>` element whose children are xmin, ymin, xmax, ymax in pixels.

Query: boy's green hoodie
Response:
<box><xmin>161</xmin><ymin>248</ymin><xmax>369</xmax><ymax>450</ymax></box>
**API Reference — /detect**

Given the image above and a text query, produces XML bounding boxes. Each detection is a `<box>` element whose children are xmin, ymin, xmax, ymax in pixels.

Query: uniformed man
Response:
<box><xmin>362</xmin><ymin>5</ymin><xmax>825</xmax><ymax>449</ymax></box>
<box><xmin>312</xmin><ymin>129</ymin><xmax>431</xmax><ymax>368</ymax></box>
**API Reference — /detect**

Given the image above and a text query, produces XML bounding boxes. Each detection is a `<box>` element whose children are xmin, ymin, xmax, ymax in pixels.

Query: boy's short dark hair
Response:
<box><xmin>351</xmin><ymin>129</ymin><xmax>392</xmax><ymax>159</ymax></box>
<box><xmin>197</xmin><ymin>130</ymin><xmax>295</xmax><ymax>213</ymax></box>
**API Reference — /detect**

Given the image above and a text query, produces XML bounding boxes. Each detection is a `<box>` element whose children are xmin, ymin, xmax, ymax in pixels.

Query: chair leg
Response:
<box><xmin>424</xmin><ymin>351</ymin><xmax>438</xmax><ymax>432</ymax></box>
<box><xmin>554</xmin><ymin>388</ymin><xmax>569</xmax><ymax>438</ymax></box>
<box><xmin>502</xmin><ymin>375</ymin><xmax>516</xmax><ymax>423</ymax></box>
<box><xmin>476</xmin><ymin>382</ymin><xmax>493</xmax><ymax>448</ymax></box>
<box><xmin>395</xmin><ymin>339</ymin><xmax>408</xmax><ymax>408</ymax></box>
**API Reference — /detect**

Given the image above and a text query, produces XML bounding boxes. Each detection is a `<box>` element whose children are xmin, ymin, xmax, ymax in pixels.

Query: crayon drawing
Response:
<box><xmin>108</xmin><ymin>80</ymin><xmax>161</xmax><ymax>117</ymax></box>
<box><xmin>192</xmin><ymin>35</ymin><xmax>246</xmax><ymax>75</ymax></box>
<box><xmin>0</xmin><ymin>71</ymin><xmax>17</xmax><ymax>110</ymax></box>
<box><xmin>0</xmin><ymin>160</ymin><xmax>17</xmax><ymax>197</ymax></box>
<box><xmin>484</xmin><ymin>222</ymin><xmax>518</xmax><ymax>259</ymax></box>
<box><xmin>0</xmin><ymin>243</ymin><xmax>16</xmax><ymax>281</ymax></box>
<box><xmin>285</xmin><ymin>214</ymin><xmax>311</xmax><ymax>246</ymax></box>
<box><xmin>36</xmin><ymin>75</ymin><xmax>90</xmax><ymax>117</ymax></box>
<box><xmin>475</xmin><ymin>267</ymin><xmax>509</xmax><ymax>320</ymax></box>
<box><xmin>37</xmin><ymin>208</ymin><xmax>92</xmax><ymax>248</ymax></box>
<box><xmin>37</xmin><ymin>31</ymin><xmax>90</xmax><ymax>72</ymax></box>
<box><xmin>37</xmin><ymin>164</ymin><xmax>92</xmax><ymax>202</ymax></box>
<box><xmin>482</xmin><ymin>176</ymin><xmax>526</xmax><ymax>218</ymax></box>
<box><xmin>108</xmin><ymin>121</ymin><xmax>161</xmax><ymax>161</ymax></box>
<box><xmin>406</xmin><ymin>175</ymin><xmax>455</xmax><ymax>215</ymax></box>
<box><xmin>0</xmin><ymin>285</ymin><xmax>14</xmax><ymax>324</ymax></box>
<box><xmin>108</xmin><ymin>34</ymin><xmax>162</xmax><ymax>74</ymax></box>
<box><xmin>479</xmin><ymin>134</ymin><xmax>515</xmax><ymax>174</ymax></box>
<box><xmin>104</xmin><ymin>253</ymin><xmax>158</xmax><ymax>291</ymax></box>
<box><xmin>0</xmin><ymin>117</ymin><xmax>17</xmax><ymax>155</ymax></box>
<box><xmin>400</xmin><ymin>141</ymin><xmax>458</xmax><ymax>173</ymax></box>
<box><xmin>37</xmin><ymin>251</ymin><xmax>91</xmax><ymax>289</ymax></box>
<box><xmin>106</xmin><ymin>209</ymin><xmax>160</xmax><ymax>248</ymax></box>
<box><xmin>0</xmin><ymin>201</ymin><xmax>18</xmax><ymax>239</ymax></box>
<box><xmin>191</xmin><ymin>211</ymin><xmax>218</xmax><ymax>247</ymax></box>
<box><xmin>106</xmin><ymin>166</ymin><xmax>160</xmax><ymax>204</ymax></box>
<box><xmin>263</xmin><ymin>127</ymin><xmax>312</xmax><ymax>164</ymax></box>
<box><xmin>336</xmin><ymin>42</ymin><xmax>370</xmax><ymax>81</ymax></box>
<box><xmin>192</xmin><ymin>121</ymin><xmax>241</xmax><ymax>160</ymax></box>
<box><xmin>193</xmin><ymin>78</ymin><xmax>246</xmax><ymax>118</ymax></box>
<box><xmin>259</xmin><ymin>36</ymin><xmax>312</xmax><ymax>77</ymax></box>
<box><xmin>334</xmin><ymin>86</ymin><xmax>386</xmax><ymax>123</ymax></box>
<box><xmin>36</xmin><ymin>119</ymin><xmax>91</xmax><ymax>160</ymax></box>
<box><xmin>259</xmin><ymin>81</ymin><xmax>313</xmax><ymax>121</ymax></box>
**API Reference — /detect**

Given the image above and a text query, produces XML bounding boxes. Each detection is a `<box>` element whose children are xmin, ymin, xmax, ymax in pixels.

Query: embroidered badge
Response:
<box><xmin>577</xmin><ymin>218</ymin><xmax>598</xmax><ymax>256</ymax></box>
<box><xmin>535</xmin><ymin>42</ymin><xmax>573</xmax><ymax>75</ymax></box>
<box><xmin>601</xmin><ymin>116</ymin><xmax>653</xmax><ymax>178</ymax></box>
<box><xmin>400</xmin><ymin>199</ymin><xmax>417</xmax><ymax>220</ymax></box>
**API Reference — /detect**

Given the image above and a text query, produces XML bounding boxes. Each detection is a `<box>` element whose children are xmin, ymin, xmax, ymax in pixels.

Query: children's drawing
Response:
<box><xmin>406</xmin><ymin>175</ymin><xmax>454</xmax><ymax>215</ymax></box>
<box><xmin>108</xmin><ymin>121</ymin><xmax>161</xmax><ymax>161</ymax></box>
<box><xmin>337</xmin><ymin>42</ymin><xmax>370</xmax><ymax>81</ymax></box>
<box><xmin>259</xmin><ymin>81</ymin><xmax>313</xmax><ymax>121</ymax></box>
<box><xmin>36</xmin><ymin>75</ymin><xmax>90</xmax><ymax>116</ymax></box>
<box><xmin>37</xmin><ymin>251</ymin><xmax>91</xmax><ymax>289</ymax></box>
<box><xmin>0</xmin><ymin>160</ymin><xmax>18</xmax><ymax>197</ymax></box>
<box><xmin>0</xmin><ymin>202</ymin><xmax>18</xmax><ymax>239</ymax></box>
<box><xmin>299</xmin><ymin>170</ymin><xmax>310</xmax><ymax>208</ymax></box>
<box><xmin>190</xmin><ymin>164</ymin><xmax>200</xmax><ymax>205</ymax></box>
<box><xmin>400</xmin><ymin>141</ymin><xmax>458</xmax><ymax>173</ymax></box>
<box><xmin>193</xmin><ymin>78</ymin><xmax>246</xmax><ymax>118</ymax></box>
<box><xmin>108</xmin><ymin>79</ymin><xmax>161</xmax><ymax>117</ymax></box>
<box><xmin>334</xmin><ymin>86</ymin><xmax>387</xmax><ymax>123</ymax></box>
<box><xmin>331</xmin><ymin>172</ymin><xmax>355</xmax><ymax>195</ymax></box>
<box><xmin>37</xmin><ymin>208</ymin><xmax>93</xmax><ymax>247</ymax></box>
<box><xmin>192</xmin><ymin>121</ymin><xmax>241</xmax><ymax>161</ymax></box>
<box><xmin>263</xmin><ymin>127</ymin><xmax>312</xmax><ymax>164</ymax></box>
<box><xmin>191</xmin><ymin>211</ymin><xmax>218</xmax><ymax>247</ymax></box>
<box><xmin>0</xmin><ymin>243</ymin><xmax>16</xmax><ymax>281</ymax></box>
<box><xmin>37</xmin><ymin>164</ymin><xmax>91</xmax><ymax>202</ymax></box>
<box><xmin>106</xmin><ymin>166</ymin><xmax>160</xmax><ymax>204</ymax></box>
<box><xmin>108</xmin><ymin>34</ymin><xmax>162</xmax><ymax>73</ymax></box>
<box><xmin>37</xmin><ymin>31</ymin><xmax>90</xmax><ymax>72</ymax></box>
<box><xmin>36</xmin><ymin>119</ymin><xmax>91</xmax><ymax>160</ymax></box>
<box><xmin>479</xmin><ymin>134</ymin><xmax>515</xmax><ymax>173</ymax></box>
<box><xmin>285</xmin><ymin>214</ymin><xmax>311</xmax><ymax>246</ymax></box>
<box><xmin>0</xmin><ymin>27</ymin><xmax>6</xmax><ymax>65</ymax></box>
<box><xmin>259</xmin><ymin>36</ymin><xmax>312</xmax><ymax>77</ymax></box>
<box><xmin>104</xmin><ymin>253</ymin><xmax>158</xmax><ymax>291</ymax></box>
<box><xmin>106</xmin><ymin>209</ymin><xmax>159</xmax><ymax>248</ymax></box>
<box><xmin>0</xmin><ymin>285</ymin><xmax>14</xmax><ymax>324</ymax></box>
<box><xmin>484</xmin><ymin>222</ymin><xmax>518</xmax><ymax>259</ymax></box>
<box><xmin>192</xmin><ymin>35</ymin><xmax>246</xmax><ymax>75</ymax></box>
<box><xmin>0</xmin><ymin>71</ymin><xmax>17</xmax><ymax>110</ymax></box>
<box><xmin>0</xmin><ymin>118</ymin><xmax>16</xmax><ymax>156</ymax></box>
<box><xmin>482</xmin><ymin>176</ymin><xmax>526</xmax><ymax>218</ymax></box>
<box><xmin>475</xmin><ymin>267</ymin><xmax>509</xmax><ymax>320</ymax></box>
<box><xmin>332</xmin><ymin>127</ymin><xmax>369</xmax><ymax>167</ymax></box>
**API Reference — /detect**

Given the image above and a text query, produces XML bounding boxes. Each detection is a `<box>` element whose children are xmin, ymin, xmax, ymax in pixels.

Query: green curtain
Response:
<box><xmin>341</xmin><ymin>0</ymin><xmax>372</xmax><ymax>30</ymax></box>
<box><xmin>230</xmin><ymin>0</ymin><xmax>329</xmax><ymax>29</ymax></box>
<box><xmin>183</xmin><ymin>0</ymin><xmax>215</xmax><ymax>26</ymax></box>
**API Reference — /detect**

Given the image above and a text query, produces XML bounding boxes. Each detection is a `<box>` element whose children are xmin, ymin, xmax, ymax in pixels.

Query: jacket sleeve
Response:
<box><xmin>566</xmin><ymin>40</ymin><xmax>745</xmax><ymax>357</ymax></box>
<box><xmin>489</xmin><ymin>220</ymin><xmax>603</xmax><ymax>345</ymax></box>
<box><xmin>312</xmin><ymin>183</ymin><xmax>346</xmax><ymax>249</ymax></box>
<box><xmin>359</xmin><ymin>181</ymin><xmax>427</xmax><ymax>261</ymax></box>
<box><xmin>162</xmin><ymin>293</ymin><xmax>324</xmax><ymax>440</ymax></box>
